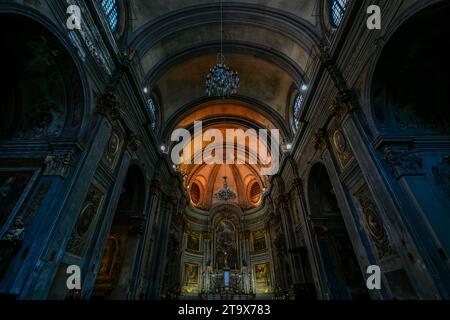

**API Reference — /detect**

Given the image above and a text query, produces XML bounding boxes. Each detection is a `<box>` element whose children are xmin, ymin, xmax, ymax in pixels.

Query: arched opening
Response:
<box><xmin>372</xmin><ymin>2</ymin><xmax>450</xmax><ymax>133</ymax></box>
<box><xmin>308</xmin><ymin>163</ymin><xmax>368</xmax><ymax>300</ymax></box>
<box><xmin>0</xmin><ymin>13</ymin><xmax>85</xmax><ymax>291</ymax></box>
<box><xmin>214</xmin><ymin>219</ymin><xmax>238</xmax><ymax>271</ymax></box>
<box><xmin>92</xmin><ymin>165</ymin><xmax>146</xmax><ymax>299</ymax></box>
<box><xmin>0</xmin><ymin>14</ymin><xmax>83</xmax><ymax>142</ymax></box>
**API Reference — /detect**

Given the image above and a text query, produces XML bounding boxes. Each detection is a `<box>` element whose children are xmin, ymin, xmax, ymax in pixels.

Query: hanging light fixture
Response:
<box><xmin>214</xmin><ymin>176</ymin><xmax>237</xmax><ymax>201</ymax></box>
<box><xmin>206</xmin><ymin>0</ymin><xmax>240</xmax><ymax>97</ymax></box>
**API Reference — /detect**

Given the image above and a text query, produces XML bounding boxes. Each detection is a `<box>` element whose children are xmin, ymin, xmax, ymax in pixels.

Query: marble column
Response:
<box><xmin>146</xmin><ymin>195</ymin><xmax>176</xmax><ymax>299</ymax></box>
<box><xmin>276</xmin><ymin>194</ymin><xmax>302</xmax><ymax>284</ymax></box>
<box><xmin>130</xmin><ymin>178</ymin><xmax>162</xmax><ymax>299</ymax></box>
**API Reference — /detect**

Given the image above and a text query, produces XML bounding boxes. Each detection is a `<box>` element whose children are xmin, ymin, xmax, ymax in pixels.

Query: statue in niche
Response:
<box><xmin>242</xmin><ymin>266</ymin><xmax>251</xmax><ymax>294</ymax></box>
<box><xmin>215</xmin><ymin>220</ymin><xmax>237</xmax><ymax>270</ymax></box>
<box><xmin>2</xmin><ymin>216</ymin><xmax>25</xmax><ymax>242</ymax></box>
<box><xmin>202</xmin><ymin>266</ymin><xmax>212</xmax><ymax>294</ymax></box>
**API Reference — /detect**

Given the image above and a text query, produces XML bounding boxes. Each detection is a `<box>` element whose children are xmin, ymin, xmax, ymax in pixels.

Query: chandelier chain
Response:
<box><xmin>205</xmin><ymin>0</ymin><xmax>239</xmax><ymax>98</ymax></box>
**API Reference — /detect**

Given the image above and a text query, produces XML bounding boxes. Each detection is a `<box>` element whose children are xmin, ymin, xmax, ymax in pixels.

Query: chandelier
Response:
<box><xmin>205</xmin><ymin>0</ymin><xmax>239</xmax><ymax>97</ymax></box>
<box><xmin>214</xmin><ymin>176</ymin><xmax>237</xmax><ymax>201</ymax></box>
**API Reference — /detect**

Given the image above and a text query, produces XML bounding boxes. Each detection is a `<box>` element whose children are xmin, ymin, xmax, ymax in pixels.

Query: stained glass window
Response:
<box><xmin>101</xmin><ymin>0</ymin><xmax>119</xmax><ymax>31</ymax></box>
<box><xmin>330</xmin><ymin>0</ymin><xmax>349</xmax><ymax>28</ymax></box>
<box><xmin>292</xmin><ymin>94</ymin><xmax>304</xmax><ymax>132</ymax></box>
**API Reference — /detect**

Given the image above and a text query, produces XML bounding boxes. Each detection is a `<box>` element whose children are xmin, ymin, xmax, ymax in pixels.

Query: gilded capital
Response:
<box><xmin>311</xmin><ymin>128</ymin><xmax>326</xmax><ymax>152</ymax></box>
<box><xmin>96</xmin><ymin>93</ymin><xmax>125</xmax><ymax>123</ymax></box>
<box><xmin>127</xmin><ymin>134</ymin><xmax>141</xmax><ymax>153</ymax></box>
<box><xmin>329</xmin><ymin>90</ymin><xmax>353</xmax><ymax>120</ymax></box>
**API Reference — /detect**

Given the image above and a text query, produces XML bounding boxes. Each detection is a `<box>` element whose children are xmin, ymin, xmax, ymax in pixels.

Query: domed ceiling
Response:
<box><xmin>125</xmin><ymin>0</ymin><xmax>326</xmax><ymax>211</ymax></box>
<box><xmin>170</xmin><ymin>105</ymin><xmax>271</xmax><ymax>211</ymax></box>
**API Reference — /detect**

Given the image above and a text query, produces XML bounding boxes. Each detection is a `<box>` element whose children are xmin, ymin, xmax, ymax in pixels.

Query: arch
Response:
<box><xmin>370</xmin><ymin>1</ymin><xmax>450</xmax><ymax>134</ymax></box>
<box><xmin>143</xmin><ymin>41</ymin><xmax>309</xmax><ymax>94</ymax></box>
<box><xmin>0</xmin><ymin>9</ymin><xmax>88</xmax><ymax>142</ymax></box>
<box><xmin>209</xmin><ymin>203</ymin><xmax>243</xmax><ymax>225</ymax></box>
<box><xmin>162</xmin><ymin>99</ymin><xmax>290</xmax><ymax>142</ymax></box>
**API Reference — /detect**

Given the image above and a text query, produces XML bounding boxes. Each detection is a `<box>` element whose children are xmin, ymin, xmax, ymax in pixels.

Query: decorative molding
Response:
<box><xmin>310</xmin><ymin>129</ymin><xmax>327</xmax><ymax>153</ymax></box>
<box><xmin>327</xmin><ymin>117</ymin><xmax>352</xmax><ymax>169</ymax></box>
<box><xmin>66</xmin><ymin>185</ymin><xmax>104</xmax><ymax>256</ymax></box>
<box><xmin>66</xmin><ymin>0</ymin><xmax>115</xmax><ymax>76</ymax></box>
<box><xmin>329</xmin><ymin>90</ymin><xmax>353</xmax><ymax>120</ymax></box>
<box><xmin>122</xmin><ymin>47</ymin><xmax>136</xmax><ymax>63</ymax></box>
<box><xmin>432</xmin><ymin>155</ymin><xmax>450</xmax><ymax>197</ymax></box>
<box><xmin>316</xmin><ymin>45</ymin><xmax>347</xmax><ymax>90</ymax></box>
<box><xmin>327</xmin><ymin>90</ymin><xmax>354</xmax><ymax>169</ymax></box>
<box><xmin>103</xmin><ymin>129</ymin><xmax>123</xmax><ymax>169</ymax></box>
<box><xmin>42</xmin><ymin>151</ymin><xmax>74</xmax><ymax>178</ymax></box>
<box><xmin>96</xmin><ymin>93</ymin><xmax>125</xmax><ymax>123</ymax></box>
<box><xmin>126</xmin><ymin>134</ymin><xmax>141</xmax><ymax>153</ymax></box>
<box><xmin>385</xmin><ymin>151</ymin><xmax>423</xmax><ymax>178</ymax></box>
<box><xmin>355</xmin><ymin>187</ymin><xmax>392</xmax><ymax>260</ymax></box>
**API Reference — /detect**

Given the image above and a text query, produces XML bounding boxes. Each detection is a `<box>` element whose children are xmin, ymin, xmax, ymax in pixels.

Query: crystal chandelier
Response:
<box><xmin>214</xmin><ymin>176</ymin><xmax>237</xmax><ymax>201</ymax></box>
<box><xmin>205</xmin><ymin>0</ymin><xmax>239</xmax><ymax>97</ymax></box>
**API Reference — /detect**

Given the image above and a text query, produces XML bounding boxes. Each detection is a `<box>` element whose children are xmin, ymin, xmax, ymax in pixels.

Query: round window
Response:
<box><xmin>190</xmin><ymin>182</ymin><xmax>202</xmax><ymax>205</ymax></box>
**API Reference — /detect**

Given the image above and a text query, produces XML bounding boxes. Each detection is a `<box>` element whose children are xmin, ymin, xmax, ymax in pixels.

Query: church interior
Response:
<box><xmin>1</xmin><ymin>0</ymin><xmax>450</xmax><ymax>301</ymax></box>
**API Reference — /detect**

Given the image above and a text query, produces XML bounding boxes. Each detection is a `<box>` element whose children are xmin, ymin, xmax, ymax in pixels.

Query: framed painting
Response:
<box><xmin>252</xmin><ymin>231</ymin><xmax>267</xmax><ymax>252</ymax></box>
<box><xmin>184</xmin><ymin>263</ymin><xmax>199</xmax><ymax>285</ymax></box>
<box><xmin>186</xmin><ymin>232</ymin><xmax>201</xmax><ymax>253</ymax></box>
<box><xmin>255</xmin><ymin>262</ymin><xmax>272</xmax><ymax>293</ymax></box>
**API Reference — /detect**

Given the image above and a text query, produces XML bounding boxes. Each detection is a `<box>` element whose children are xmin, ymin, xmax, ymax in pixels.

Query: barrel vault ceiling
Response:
<box><xmin>127</xmin><ymin>0</ymin><xmax>325</xmax><ymax>133</ymax></box>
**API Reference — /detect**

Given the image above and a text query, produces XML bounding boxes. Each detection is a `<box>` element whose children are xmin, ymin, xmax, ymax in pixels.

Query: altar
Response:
<box><xmin>180</xmin><ymin>207</ymin><xmax>273</xmax><ymax>299</ymax></box>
